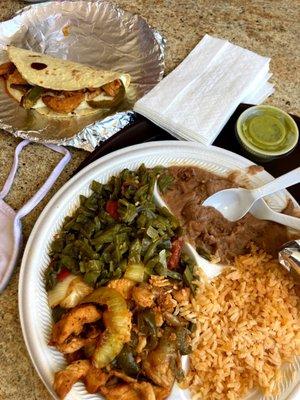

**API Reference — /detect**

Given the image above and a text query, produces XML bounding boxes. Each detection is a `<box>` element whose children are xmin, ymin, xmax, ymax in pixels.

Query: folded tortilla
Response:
<box><xmin>2</xmin><ymin>46</ymin><xmax>131</xmax><ymax>117</ymax></box>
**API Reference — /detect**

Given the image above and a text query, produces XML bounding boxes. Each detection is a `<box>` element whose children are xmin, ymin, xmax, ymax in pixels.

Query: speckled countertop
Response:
<box><xmin>0</xmin><ymin>1</ymin><xmax>299</xmax><ymax>399</ymax></box>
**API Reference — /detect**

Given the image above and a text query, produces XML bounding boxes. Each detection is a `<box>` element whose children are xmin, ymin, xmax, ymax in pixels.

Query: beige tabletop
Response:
<box><xmin>0</xmin><ymin>1</ymin><xmax>299</xmax><ymax>399</ymax></box>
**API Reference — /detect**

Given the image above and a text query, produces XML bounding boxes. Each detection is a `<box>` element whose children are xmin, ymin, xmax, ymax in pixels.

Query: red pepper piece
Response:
<box><xmin>168</xmin><ymin>237</ymin><xmax>184</xmax><ymax>270</ymax></box>
<box><xmin>105</xmin><ymin>199</ymin><xmax>119</xmax><ymax>220</ymax></box>
<box><xmin>57</xmin><ymin>267</ymin><xmax>71</xmax><ymax>282</ymax></box>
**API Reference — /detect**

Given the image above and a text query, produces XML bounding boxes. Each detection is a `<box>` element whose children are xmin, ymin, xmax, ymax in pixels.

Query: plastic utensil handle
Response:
<box><xmin>252</xmin><ymin>167</ymin><xmax>300</xmax><ymax>200</ymax></box>
<box><xmin>268</xmin><ymin>211</ymin><xmax>300</xmax><ymax>231</ymax></box>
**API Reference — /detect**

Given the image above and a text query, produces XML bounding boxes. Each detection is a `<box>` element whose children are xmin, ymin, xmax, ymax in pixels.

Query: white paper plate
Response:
<box><xmin>19</xmin><ymin>141</ymin><xmax>300</xmax><ymax>400</ymax></box>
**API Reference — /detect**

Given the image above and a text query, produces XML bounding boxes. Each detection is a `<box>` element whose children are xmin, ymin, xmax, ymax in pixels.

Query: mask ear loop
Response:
<box><xmin>0</xmin><ymin>141</ymin><xmax>71</xmax><ymax>293</ymax></box>
<box><xmin>0</xmin><ymin>139</ymin><xmax>30</xmax><ymax>200</ymax></box>
<box><xmin>15</xmin><ymin>143</ymin><xmax>71</xmax><ymax>220</ymax></box>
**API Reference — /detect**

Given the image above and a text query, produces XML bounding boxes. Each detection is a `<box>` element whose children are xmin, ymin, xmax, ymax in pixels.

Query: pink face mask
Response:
<box><xmin>0</xmin><ymin>139</ymin><xmax>71</xmax><ymax>292</ymax></box>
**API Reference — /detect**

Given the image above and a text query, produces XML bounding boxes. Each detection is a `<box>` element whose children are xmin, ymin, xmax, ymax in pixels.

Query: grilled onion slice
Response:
<box><xmin>81</xmin><ymin>287</ymin><xmax>132</xmax><ymax>369</ymax></box>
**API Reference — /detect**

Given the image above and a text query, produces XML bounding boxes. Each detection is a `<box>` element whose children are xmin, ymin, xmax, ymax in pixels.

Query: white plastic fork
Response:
<box><xmin>250</xmin><ymin>198</ymin><xmax>300</xmax><ymax>230</ymax></box>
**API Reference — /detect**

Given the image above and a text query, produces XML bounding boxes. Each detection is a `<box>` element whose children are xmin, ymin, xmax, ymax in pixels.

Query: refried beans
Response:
<box><xmin>164</xmin><ymin>166</ymin><xmax>292</xmax><ymax>263</ymax></box>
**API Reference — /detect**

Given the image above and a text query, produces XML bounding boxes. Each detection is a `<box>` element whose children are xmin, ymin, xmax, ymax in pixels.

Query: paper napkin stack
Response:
<box><xmin>134</xmin><ymin>34</ymin><xmax>274</xmax><ymax>145</ymax></box>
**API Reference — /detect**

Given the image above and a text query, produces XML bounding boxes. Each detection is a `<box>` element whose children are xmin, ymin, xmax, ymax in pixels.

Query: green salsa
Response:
<box><xmin>239</xmin><ymin>106</ymin><xmax>298</xmax><ymax>154</ymax></box>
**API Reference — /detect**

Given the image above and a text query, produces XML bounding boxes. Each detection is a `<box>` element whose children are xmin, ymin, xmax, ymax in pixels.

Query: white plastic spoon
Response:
<box><xmin>250</xmin><ymin>198</ymin><xmax>300</xmax><ymax>230</ymax></box>
<box><xmin>153</xmin><ymin>181</ymin><xmax>224</xmax><ymax>280</ymax></box>
<box><xmin>202</xmin><ymin>167</ymin><xmax>300</xmax><ymax>222</ymax></box>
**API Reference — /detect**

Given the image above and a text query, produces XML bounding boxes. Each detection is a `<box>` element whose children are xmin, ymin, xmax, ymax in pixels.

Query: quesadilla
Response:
<box><xmin>0</xmin><ymin>46</ymin><xmax>131</xmax><ymax>117</ymax></box>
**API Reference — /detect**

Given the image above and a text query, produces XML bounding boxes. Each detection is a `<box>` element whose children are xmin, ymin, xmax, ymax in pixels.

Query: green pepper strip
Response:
<box><xmin>21</xmin><ymin>86</ymin><xmax>43</xmax><ymax>109</ymax></box>
<box><xmin>138</xmin><ymin>309</ymin><xmax>157</xmax><ymax>349</ymax></box>
<box><xmin>116</xmin><ymin>344</ymin><xmax>140</xmax><ymax>377</ymax></box>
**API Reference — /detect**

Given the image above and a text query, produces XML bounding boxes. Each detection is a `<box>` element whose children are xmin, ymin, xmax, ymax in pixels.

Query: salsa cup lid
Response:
<box><xmin>236</xmin><ymin>105</ymin><xmax>299</xmax><ymax>157</ymax></box>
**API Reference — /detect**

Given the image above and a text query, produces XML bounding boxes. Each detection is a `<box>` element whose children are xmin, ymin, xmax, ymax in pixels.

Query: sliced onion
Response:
<box><xmin>93</xmin><ymin>332</ymin><xmax>124</xmax><ymax>369</ymax></box>
<box><xmin>60</xmin><ymin>277</ymin><xmax>93</xmax><ymax>308</ymax></box>
<box><xmin>48</xmin><ymin>275</ymin><xmax>77</xmax><ymax>308</ymax></box>
<box><xmin>82</xmin><ymin>287</ymin><xmax>128</xmax><ymax>314</ymax></box>
<box><xmin>48</xmin><ymin>275</ymin><xmax>93</xmax><ymax>308</ymax></box>
<box><xmin>103</xmin><ymin>309</ymin><xmax>132</xmax><ymax>342</ymax></box>
<box><xmin>82</xmin><ymin>288</ymin><xmax>131</xmax><ymax>338</ymax></box>
<box><xmin>124</xmin><ymin>263</ymin><xmax>146</xmax><ymax>283</ymax></box>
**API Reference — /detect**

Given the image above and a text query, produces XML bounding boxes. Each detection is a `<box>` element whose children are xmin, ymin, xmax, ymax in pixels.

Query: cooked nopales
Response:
<box><xmin>0</xmin><ymin>46</ymin><xmax>131</xmax><ymax>117</ymax></box>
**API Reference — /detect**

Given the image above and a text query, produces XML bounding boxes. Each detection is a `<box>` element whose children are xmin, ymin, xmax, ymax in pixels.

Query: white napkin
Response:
<box><xmin>134</xmin><ymin>34</ymin><xmax>274</xmax><ymax>145</ymax></box>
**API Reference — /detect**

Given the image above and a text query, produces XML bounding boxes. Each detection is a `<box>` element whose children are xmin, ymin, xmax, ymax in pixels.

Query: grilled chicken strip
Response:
<box><xmin>56</xmin><ymin>335</ymin><xmax>98</xmax><ymax>354</ymax></box>
<box><xmin>56</xmin><ymin>324</ymin><xmax>101</xmax><ymax>354</ymax></box>
<box><xmin>84</xmin><ymin>366</ymin><xmax>109</xmax><ymax>393</ymax></box>
<box><xmin>102</xmin><ymin>79</ymin><xmax>121</xmax><ymax>97</ymax></box>
<box><xmin>100</xmin><ymin>381</ymin><xmax>156</xmax><ymax>400</ymax></box>
<box><xmin>86</xmin><ymin>87</ymin><xmax>103</xmax><ymax>100</ymax></box>
<box><xmin>42</xmin><ymin>91</ymin><xmax>85</xmax><ymax>113</ymax></box>
<box><xmin>50</xmin><ymin>304</ymin><xmax>102</xmax><ymax>345</ymax></box>
<box><xmin>107</xmin><ymin>278</ymin><xmax>136</xmax><ymax>300</ymax></box>
<box><xmin>8</xmin><ymin>68</ymin><xmax>27</xmax><ymax>85</ymax></box>
<box><xmin>0</xmin><ymin>62</ymin><xmax>14</xmax><ymax>76</ymax></box>
<box><xmin>132</xmin><ymin>284</ymin><xmax>155</xmax><ymax>308</ymax></box>
<box><xmin>152</xmin><ymin>386</ymin><xmax>171</xmax><ymax>400</ymax></box>
<box><xmin>54</xmin><ymin>359</ymin><xmax>90</xmax><ymax>399</ymax></box>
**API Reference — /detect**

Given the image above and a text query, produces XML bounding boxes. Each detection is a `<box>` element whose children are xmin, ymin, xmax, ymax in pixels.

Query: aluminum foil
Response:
<box><xmin>279</xmin><ymin>239</ymin><xmax>300</xmax><ymax>283</ymax></box>
<box><xmin>0</xmin><ymin>0</ymin><xmax>165</xmax><ymax>151</ymax></box>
